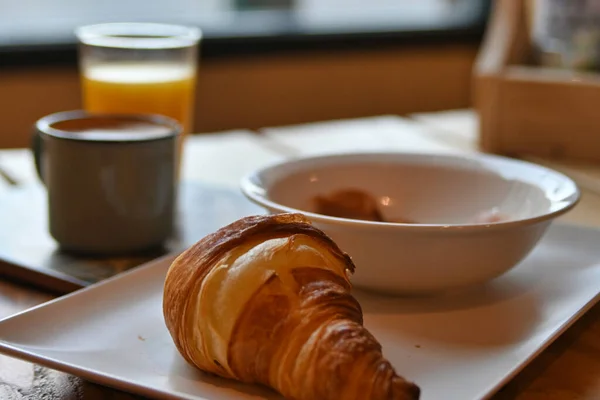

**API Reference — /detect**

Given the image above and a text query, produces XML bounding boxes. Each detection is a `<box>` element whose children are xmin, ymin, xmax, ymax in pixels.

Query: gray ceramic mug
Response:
<box><xmin>33</xmin><ymin>110</ymin><xmax>181</xmax><ymax>256</ymax></box>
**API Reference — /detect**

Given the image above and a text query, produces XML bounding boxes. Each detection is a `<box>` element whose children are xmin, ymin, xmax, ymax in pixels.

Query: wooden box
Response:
<box><xmin>473</xmin><ymin>0</ymin><xmax>600</xmax><ymax>162</ymax></box>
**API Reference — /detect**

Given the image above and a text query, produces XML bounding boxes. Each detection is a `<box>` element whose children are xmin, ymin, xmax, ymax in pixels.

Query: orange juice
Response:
<box><xmin>82</xmin><ymin>62</ymin><xmax>196</xmax><ymax>134</ymax></box>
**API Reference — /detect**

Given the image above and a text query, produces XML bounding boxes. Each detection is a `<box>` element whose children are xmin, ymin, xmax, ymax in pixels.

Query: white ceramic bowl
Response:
<box><xmin>240</xmin><ymin>152</ymin><xmax>580</xmax><ymax>294</ymax></box>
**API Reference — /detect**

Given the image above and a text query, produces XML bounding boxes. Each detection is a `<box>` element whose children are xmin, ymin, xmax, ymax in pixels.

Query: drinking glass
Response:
<box><xmin>75</xmin><ymin>23</ymin><xmax>201</xmax><ymax>166</ymax></box>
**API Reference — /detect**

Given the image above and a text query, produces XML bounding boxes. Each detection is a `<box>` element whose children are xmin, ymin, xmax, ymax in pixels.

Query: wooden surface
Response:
<box><xmin>0</xmin><ymin>109</ymin><xmax>599</xmax><ymax>399</ymax></box>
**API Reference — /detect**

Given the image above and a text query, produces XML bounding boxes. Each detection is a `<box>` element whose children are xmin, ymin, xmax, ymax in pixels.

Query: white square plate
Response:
<box><xmin>0</xmin><ymin>222</ymin><xmax>599</xmax><ymax>400</ymax></box>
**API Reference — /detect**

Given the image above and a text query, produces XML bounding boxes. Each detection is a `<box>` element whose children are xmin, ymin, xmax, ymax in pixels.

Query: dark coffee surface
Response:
<box><xmin>50</xmin><ymin>117</ymin><xmax>174</xmax><ymax>141</ymax></box>
<box><xmin>0</xmin><ymin>181</ymin><xmax>264</xmax><ymax>294</ymax></box>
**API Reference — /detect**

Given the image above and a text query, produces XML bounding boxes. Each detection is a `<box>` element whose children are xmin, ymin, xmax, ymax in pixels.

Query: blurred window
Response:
<box><xmin>0</xmin><ymin>0</ymin><xmax>489</xmax><ymax>47</ymax></box>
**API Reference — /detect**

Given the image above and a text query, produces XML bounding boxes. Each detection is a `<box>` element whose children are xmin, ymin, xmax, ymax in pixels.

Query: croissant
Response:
<box><xmin>163</xmin><ymin>213</ymin><xmax>420</xmax><ymax>400</ymax></box>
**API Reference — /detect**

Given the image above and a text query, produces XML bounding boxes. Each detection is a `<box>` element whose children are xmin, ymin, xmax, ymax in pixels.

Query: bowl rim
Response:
<box><xmin>240</xmin><ymin>152</ymin><xmax>581</xmax><ymax>232</ymax></box>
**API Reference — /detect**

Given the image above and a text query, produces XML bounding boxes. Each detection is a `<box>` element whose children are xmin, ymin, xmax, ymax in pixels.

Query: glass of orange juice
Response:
<box><xmin>75</xmin><ymin>23</ymin><xmax>201</xmax><ymax>170</ymax></box>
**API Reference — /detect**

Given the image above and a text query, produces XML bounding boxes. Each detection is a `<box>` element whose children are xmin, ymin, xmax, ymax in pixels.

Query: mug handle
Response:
<box><xmin>31</xmin><ymin>129</ymin><xmax>45</xmax><ymax>184</ymax></box>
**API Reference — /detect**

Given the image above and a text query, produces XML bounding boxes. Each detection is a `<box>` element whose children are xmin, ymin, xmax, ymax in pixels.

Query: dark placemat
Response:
<box><xmin>0</xmin><ymin>181</ymin><xmax>265</xmax><ymax>294</ymax></box>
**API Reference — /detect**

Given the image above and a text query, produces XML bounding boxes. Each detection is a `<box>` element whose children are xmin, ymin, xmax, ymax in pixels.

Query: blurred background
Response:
<box><xmin>0</xmin><ymin>0</ymin><xmax>491</xmax><ymax>148</ymax></box>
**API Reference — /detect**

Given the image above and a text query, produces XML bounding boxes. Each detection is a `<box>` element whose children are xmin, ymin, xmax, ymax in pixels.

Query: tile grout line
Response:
<box><xmin>403</xmin><ymin>114</ymin><xmax>480</xmax><ymax>152</ymax></box>
<box><xmin>249</xmin><ymin>129</ymin><xmax>302</xmax><ymax>159</ymax></box>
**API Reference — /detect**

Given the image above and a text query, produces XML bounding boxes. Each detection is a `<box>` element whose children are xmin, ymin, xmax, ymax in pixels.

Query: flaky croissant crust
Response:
<box><xmin>163</xmin><ymin>213</ymin><xmax>420</xmax><ymax>400</ymax></box>
<box><xmin>163</xmin><ymin>213</ymin><xmax>354</xmax><ymax>364</ymax></box>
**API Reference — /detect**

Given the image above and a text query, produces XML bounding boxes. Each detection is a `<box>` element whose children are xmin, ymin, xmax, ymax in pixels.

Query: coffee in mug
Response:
<box><xmin>33</xmin><ymin>110</ymin><xmax>181</xmax><ymax>255</ymax></box>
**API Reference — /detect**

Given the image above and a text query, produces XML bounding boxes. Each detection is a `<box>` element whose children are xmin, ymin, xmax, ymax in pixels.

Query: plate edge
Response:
<box><xmin>477</xmin><ymin>291</ymin><xmax>600</xmax><ymax>400</ymax></box>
